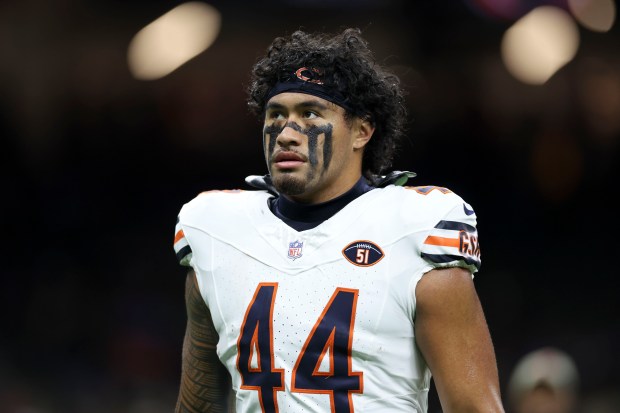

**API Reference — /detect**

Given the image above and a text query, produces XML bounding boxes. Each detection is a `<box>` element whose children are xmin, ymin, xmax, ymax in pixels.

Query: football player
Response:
<box><xmin>173</xmin><ymin>28</ymin><xmax>504</xmax><ymax>413</ymax></box>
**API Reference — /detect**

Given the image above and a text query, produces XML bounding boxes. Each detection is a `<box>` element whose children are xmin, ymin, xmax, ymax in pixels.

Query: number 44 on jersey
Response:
<box><xmin>236</xmin><ymin>283</ymin><xmax>363</xmax><ymax>413</ymax></box>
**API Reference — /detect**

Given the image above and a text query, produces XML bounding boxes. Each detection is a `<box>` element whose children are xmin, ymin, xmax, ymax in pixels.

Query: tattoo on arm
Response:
<box><xmin>176</xmin><ymin>271</ymin><xmax>233</xmax><ymax>413</ymax></box>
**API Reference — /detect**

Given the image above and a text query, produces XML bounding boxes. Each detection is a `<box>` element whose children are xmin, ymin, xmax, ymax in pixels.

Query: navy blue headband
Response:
<box><xmin>264</xmin><ymin>67</ymin><xmax>355</xmax><ymax>112</ymax></box>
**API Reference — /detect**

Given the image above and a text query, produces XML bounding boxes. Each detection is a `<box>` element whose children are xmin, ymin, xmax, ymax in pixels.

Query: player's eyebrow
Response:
<box><xmin>265</xmin><ymin>99</ymin><xmax>331</xmax><ymax>112</ymax></box>
<box><xmin>265</xmin><ymin>102</ymin><xmax>286</xmax><ymax>111</ymax></box>
<box><xmin>295</xmin><ymin>99</ymin><xmax>330</xmax><ymax>111</ymax></box>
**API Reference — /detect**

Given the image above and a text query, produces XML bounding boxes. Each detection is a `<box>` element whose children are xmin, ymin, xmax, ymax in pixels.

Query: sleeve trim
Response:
<box><xmin>421</xmin><ymin>252</ymin><xmax>480</xmax><ymax>272</ymax></box>
<box><xmin>176</xmin><ymin>244</ymin><xmax>192</xmax><ymax>261</ymax></box>
<box><xmin>174</xmin><ymin>216</ymin><xmax>193</xmax><ymax>267</ymax></box>
<box><xmin>434</xmin><ymin>220</ymin><xmax>476</xmax><ymax>233</ymax></box>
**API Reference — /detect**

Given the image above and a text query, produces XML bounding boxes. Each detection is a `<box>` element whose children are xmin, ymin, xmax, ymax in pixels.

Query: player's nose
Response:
<box><xmin>276</xmin><ymin>123</ymin><xmax>303</xmax><ymax>147</ymax></box>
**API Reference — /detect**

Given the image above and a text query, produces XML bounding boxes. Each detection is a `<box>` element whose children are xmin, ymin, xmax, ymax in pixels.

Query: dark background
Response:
<box><xmin>1</xmin><ymin>0</ymin><xmax>618</xmax><ymax>412</ymax></box>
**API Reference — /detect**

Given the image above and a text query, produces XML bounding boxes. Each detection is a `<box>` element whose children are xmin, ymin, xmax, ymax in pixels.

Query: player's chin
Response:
<box><xmin>271</xmin><ymin>173</ymin><xmax>307</xmax><ymax>196</ymax></box>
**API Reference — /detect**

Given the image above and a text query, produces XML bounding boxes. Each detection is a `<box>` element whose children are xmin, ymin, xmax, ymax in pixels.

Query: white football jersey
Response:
<box><xmin>173</xmin><ymin>184</ymin><xmax>481</xmax><ymax>413</ymax></box>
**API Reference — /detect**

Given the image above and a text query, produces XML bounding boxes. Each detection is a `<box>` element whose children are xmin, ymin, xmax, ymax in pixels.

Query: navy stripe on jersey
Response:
<box><xmin>434</xmin><ymin>220</ymin><xmax>477</xmax><ymax>233</ymax></box>
<box><xmin>176</xmin><ymin>245</ymin><xmax>192</xmax><ymax>263</ymax></box>
<box><xmin>421</xmin><ymin>252</ymin><xmax>481</xmax><ymax>270</ymax></box>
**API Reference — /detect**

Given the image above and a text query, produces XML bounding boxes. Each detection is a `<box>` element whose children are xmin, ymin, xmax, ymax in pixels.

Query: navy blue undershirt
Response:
<box><xmin>269</xmin><ymin>177</ymin><xmax>375</xmax><ymax>231</ymax></box>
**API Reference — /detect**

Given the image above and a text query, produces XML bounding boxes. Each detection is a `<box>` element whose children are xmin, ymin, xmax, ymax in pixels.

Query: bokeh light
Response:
<box><xmin>568</xmin><ymin>0</ymin><xmax>616</xmax><ymax>32</ymax></box>
<box><xmin>501</xmin><ymin>6</ymin><xmax>580</xmax><ymax>85</ymax></box>
<box><xmin>127</xmin><ymin>2</ymin><xmax>221</xmax><ymax>81</ymax></box>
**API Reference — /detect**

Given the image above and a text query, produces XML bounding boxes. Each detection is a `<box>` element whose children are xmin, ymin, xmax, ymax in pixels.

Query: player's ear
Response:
<box><xmin>352</xmin><ymin>117</ymin><xmax>375</xmax><ymax>150</ymax></box>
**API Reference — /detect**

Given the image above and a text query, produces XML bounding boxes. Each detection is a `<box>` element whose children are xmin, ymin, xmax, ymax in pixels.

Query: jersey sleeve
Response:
<box><xmin>173</xmin><ymin>215</ymin><xmax>193</xmax><ymax>267</ymax></box>
<box><xmin>420</xmin><ymin>200</ymin><xmax>481</xmax><ymax>274</ymax></box>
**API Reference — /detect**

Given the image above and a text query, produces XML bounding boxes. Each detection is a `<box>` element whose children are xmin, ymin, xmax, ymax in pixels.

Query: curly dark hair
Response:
<box><xmin>247</xmin><ymin>28</ymin><xmax>407</xmax><ymax>179</ymax></box>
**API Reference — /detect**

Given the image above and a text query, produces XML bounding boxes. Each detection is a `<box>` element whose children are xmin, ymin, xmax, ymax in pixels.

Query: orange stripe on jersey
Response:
<box><xmin>424</xmin><ymin>235</ymin><xmax>459</xmax><ymax>248</ymax></box>
<box><xmin>174</xmin><ymin>229</ymin><xmax>185</xmax><ymax>244</ymax></box>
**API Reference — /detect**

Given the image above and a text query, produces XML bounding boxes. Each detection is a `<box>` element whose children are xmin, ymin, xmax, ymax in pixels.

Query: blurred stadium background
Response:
<box><xmin>1</xmin><ymin>0</ymin><xmax>618</xmax><ymax>412</ymax></box>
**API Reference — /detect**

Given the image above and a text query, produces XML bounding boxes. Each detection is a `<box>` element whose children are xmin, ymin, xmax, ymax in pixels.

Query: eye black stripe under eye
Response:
<box><xmin>263</xmin><ymin>124</ymin><xmax>282</xmax><ymax>156</ymax></box>
<box><xmin>305</xmin><ymin>124</ymin><xmax>332</xmax><ymax>168</ymax></box>
<box><xmin>322</xmin><ymin>129</ymin><xmax>333</xmax><ymax>171</ymax></box>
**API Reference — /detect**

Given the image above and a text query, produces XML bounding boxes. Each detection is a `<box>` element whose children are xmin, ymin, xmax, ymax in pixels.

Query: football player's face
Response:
<box><xmin>263</xmin><ymin>93</ymin><xmax>372</xmax><ymax>204</ymax></box>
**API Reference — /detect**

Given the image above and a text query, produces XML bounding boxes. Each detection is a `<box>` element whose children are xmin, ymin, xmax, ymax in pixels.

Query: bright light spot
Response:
<box><xmin>568</xmin><ymin>0</ymin><xmax>616</xmax><ymax>32</ymax></box>
<box><xmin>501</xmin><ymin>6</ymin><xmax>580</xmax><ymax>85</ymax></box>
<box><xmin>128</xmin><ymin>2</ymin><xmax>221</xmax><ymax>80</ymax></box>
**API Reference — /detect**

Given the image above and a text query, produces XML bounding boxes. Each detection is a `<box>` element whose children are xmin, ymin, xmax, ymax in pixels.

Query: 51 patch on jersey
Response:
<box><xmin>342</xmin><ymin>241</ymin><xmax>385</xmax><ymax>267</ymax></box>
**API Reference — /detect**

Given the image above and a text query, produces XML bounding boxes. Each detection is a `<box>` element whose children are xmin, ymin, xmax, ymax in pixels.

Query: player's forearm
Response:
<box><xmin>176</xmin><ymin>331</ymin><xmax>230</xmax><ymax>413</ymax></box>
<box><xmin>438</xmin><ymin>385</ymin><xmax>504</xmax><ymax>413</ymax></box>
<box><xmin>415</xmin><ymin>268</ymin><xmax>505</xmax><ymax>413</ymax></box>
<box><xmin>176</xmin><ymin>272</ymin><xmax>231</xmax><ymax>413</ymax></box>
<box><xmin>177</xmin><ymin>383</ymin><xmax>228</xmax><ymax>413</ymax></box>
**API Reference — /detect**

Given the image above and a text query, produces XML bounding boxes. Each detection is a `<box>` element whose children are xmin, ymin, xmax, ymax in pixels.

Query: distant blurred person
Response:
<box><xmin>508</xmin><ymin>347</ymin><xmax>580</xmax><ymax>413</ymax></box>
<box><xmin>172</xmin><ymin>28</ymin><xmax>504</xmax><ymax>412</ymax></box>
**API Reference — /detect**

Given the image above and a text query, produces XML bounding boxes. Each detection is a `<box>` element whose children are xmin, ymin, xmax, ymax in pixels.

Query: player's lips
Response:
<box><xmin>272</xmin><ymin>151</ymin><xmax>306</xmax><ymax>169</ymax></box>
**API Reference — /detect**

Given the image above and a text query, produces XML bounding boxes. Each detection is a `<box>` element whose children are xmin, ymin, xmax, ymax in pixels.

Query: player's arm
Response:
<box><xmin>415</xmin><ymin>267</ymin><xmax>505</xmax><ymax>413</ymax></box>
<box><xmin>176</xmin><ymin>270</ymin><xmax>233</xmax><ymax>413</ymax></box>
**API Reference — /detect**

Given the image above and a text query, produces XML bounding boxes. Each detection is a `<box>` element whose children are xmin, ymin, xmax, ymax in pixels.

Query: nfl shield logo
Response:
<box><xmin>288</xmin><ymin>240</ymin><xmax>304</xmax><ymax>260</ymax></box>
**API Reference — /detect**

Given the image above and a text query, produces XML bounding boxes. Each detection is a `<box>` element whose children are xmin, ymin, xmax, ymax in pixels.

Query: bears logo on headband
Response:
<box><xmin>294</xmin><ymin>67</ymin><xmax>324</xmax><ymax>85</ymax></box>
<box><xmin>265</xmin><ymin>67</ymin><xmax>354</xmax><ymax>112</ymax></box>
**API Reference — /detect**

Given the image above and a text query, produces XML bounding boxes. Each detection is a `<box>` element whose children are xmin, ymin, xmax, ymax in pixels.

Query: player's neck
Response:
<box><xmin>273</xmin><ymin>177</ymin><xmax>374</xmax><ymax>230</ymax></box>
